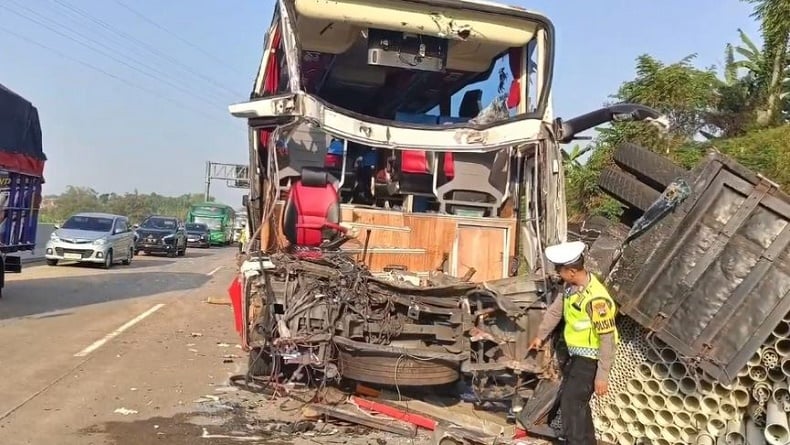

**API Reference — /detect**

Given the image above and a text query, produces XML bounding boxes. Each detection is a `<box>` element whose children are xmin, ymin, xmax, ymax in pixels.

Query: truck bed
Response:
<box><xmin>607</xmin><ymin>152</ymin><xmax>790</xmax><ymax>383</ymax></box>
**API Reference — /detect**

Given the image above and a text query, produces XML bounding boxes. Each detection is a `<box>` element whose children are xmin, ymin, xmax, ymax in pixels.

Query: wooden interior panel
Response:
<box><xmin>455</xmin><ymin>225</ymin><xmax>508</xmax><ymax>282</ymax></box>
<box><xmin>269</xmin><ymin>202</ymin><xmax>516</xmax><ymax>281</ymax></box>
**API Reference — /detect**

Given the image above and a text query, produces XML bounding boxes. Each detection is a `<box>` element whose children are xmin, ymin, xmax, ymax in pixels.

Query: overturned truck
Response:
<box><xmin>226</xmin><ymin>1</ymin><xmax>790</xmax><ymax>443</ymax></box>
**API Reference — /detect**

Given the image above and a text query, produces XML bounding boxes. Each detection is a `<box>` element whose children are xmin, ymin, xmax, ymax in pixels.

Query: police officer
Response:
<box><xmin>528</xmin><ymin>241</ymin><xmax>619</xmax><ymax>445</ymax></box>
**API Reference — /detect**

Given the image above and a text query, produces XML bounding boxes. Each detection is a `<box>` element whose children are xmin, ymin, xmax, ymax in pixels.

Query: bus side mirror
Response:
<box><xmin>242</xmin><ymin>194</ymin><xmax>249</xmax><ymax>207</ymax></box>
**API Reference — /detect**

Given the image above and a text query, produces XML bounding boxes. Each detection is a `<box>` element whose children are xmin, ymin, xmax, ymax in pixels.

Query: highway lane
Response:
<box><xmin>0</xmin><ymin>246</ymin><xmax>247</xmax><ymax>445</ymax></box>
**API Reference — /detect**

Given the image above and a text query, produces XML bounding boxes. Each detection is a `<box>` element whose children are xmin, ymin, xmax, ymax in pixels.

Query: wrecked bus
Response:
<box><xmin>221</xmin><ymin>0</ymin><xmax>713</xmax><ymax>441</ymax></box>
<box><xmin>0</xmin><ymin>84</ymin><xmax>46</xmax><ymax>298</ymax></box>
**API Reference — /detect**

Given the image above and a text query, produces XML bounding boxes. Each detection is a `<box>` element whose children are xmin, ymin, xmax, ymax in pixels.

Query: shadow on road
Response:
<box><xmin>50</xmin><ymin>259</ymin><xmax>177</xmax><ymax>270</ymax></box>
<box><xmin>0</xmin><ymin>271</ymin><xmax>211</xmax><ymax>320</ymax></box>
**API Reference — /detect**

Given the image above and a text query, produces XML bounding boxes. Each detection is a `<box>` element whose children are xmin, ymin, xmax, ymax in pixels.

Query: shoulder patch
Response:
<box><xmin>589</xmin><ymin>297</ymin><xmax>616</xmax><ymax>334</ymax></box>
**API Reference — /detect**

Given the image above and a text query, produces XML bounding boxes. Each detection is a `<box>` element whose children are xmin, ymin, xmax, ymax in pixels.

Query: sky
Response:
<box><xmin>0</xmin><ymin>0</ymin><xmax>762</xmax><ymax>207</ymax></box>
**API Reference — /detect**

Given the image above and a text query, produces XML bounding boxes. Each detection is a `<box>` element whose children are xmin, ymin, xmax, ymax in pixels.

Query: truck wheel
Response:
<box><xmin>613</xmin><ymin>142</ymin><xmax>687</xmax><ymax>191</ymax></box>
<box><xmin>598</xmin><ymin>167</ymin><xmax>661</xmax><ymax>212</ymax></box>
<box><xmin>46</xmin><ymin>259</ymin><xmax>58</xmax><ymax>266</ymax></box>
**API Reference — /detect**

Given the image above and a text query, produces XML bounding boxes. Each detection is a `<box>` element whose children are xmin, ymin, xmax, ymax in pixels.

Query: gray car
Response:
<box><xmin>45</xmin><ymin>212</ymin><xmax>136</xmax><ymax>269</ymax></box>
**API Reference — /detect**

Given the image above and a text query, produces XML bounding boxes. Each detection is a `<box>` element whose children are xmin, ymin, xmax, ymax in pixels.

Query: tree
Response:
<box><xmin>565</xmin><ymin>54</ymin><xmax>721</xmax><ymax>218</ymax></box>
<box><xmin>741</xmin><ymin>0</ymin><xmax>790</xmax><ymax>125</ymax></box>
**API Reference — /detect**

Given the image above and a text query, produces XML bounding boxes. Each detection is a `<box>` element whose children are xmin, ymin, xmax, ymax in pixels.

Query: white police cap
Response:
<box><xmin>545</xmin><ymin>241</ymin><xmax>586</xmax><ymax>265</ymax></box>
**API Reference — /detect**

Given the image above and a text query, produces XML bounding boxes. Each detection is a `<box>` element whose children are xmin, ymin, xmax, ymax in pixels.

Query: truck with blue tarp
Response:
<box><xmin>0</xmin><ymin>83</ymin><xmax>46</xmax><ymax>298</ymax></box>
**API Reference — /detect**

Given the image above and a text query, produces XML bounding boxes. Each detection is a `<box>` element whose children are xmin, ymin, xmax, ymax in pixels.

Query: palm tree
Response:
<box><xmin>741</xmin><ymin>0</ymin><xmax>790</xmax><ymax>125</ymax></box>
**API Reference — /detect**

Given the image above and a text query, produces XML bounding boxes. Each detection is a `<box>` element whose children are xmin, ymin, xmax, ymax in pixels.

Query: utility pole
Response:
<box><xmin>204</xmin><ymin>161</ymin><xmax>211</xmax><ymax>202</ymax></box>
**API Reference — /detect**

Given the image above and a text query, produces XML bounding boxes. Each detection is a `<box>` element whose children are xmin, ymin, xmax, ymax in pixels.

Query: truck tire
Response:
<box><xmin>613</xmin><ymin>142</ymin><xmax>687</xmax><ymax>191</ymax></box>
<box><xmin>598</xmin><ymin>167</ymin><xmax>661</xmax><ymax>212</ymax></box>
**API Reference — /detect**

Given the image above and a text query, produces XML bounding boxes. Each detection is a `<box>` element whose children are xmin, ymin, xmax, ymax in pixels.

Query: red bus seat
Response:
<box><xmin>281</xmin><ymin>169</ymin><xmax>343</xmax><ymax>247</ymax></box>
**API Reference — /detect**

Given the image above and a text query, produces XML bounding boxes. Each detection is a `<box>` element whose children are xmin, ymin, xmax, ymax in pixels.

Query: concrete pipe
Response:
<box><xmin>684</xmin><ymin>394</ymin><xmax>702</xmax><ymax>412</ymax></box>
<box><xmin>724</xmin><ymin>420</ymin><xmax>746</xmax><ymax>445</ymax></box>
<box><xmin>782</xmin><ymin>358</ymin><xmax>790</xmax><ymax>378</ymax></box>
<box><xmin>646</xmin><ymin>424</ymin><xmax>662</xmax><ymax>441</ymax></box>
<box><xmin>698</xmin><ymin>378</ymin><xmax>715</xmax><ymax>394</ymax></box>
<box><xmin>646</xmin><ymin>346</ymin><xmax>662</xmax><ymax>363</ymax></box>
<box><xmin>674</xmin><ymin>410</ymin><xmax>692</xmax><ymax>428</ymax></box>
<box><xmin>773</xmin><ymin>320</ymin><xmax>790</xmax><ymax>339</ymax></box>
<box><xmin>648</xmin><ymin>394</ymin><xmax>666</xmax><ymax>410</ymax></box>
<box><xmin>615</xmin><ymin>392</ymin><xmax>631</xmax><ymax>409</ymax></box>
<box><xmin>681</xmin><ymin>426</ymin><xmax>698</xmax><ymax>443</ymax></box>
<box><xmin>662</xmin><ymin>425</ymin><xmax>682</xmax><ymax>442</ymax></box>
<box><xmin>745</xmin><ymin>417</ymin><xmax>767</xmax><ymax>445</ymax></box>
<box><xmin>660</xmin><ymin>347</ymin><xmax>678</xmax><ymax>363</ymax></box>
<box><xmin>603</xmin><ymin>403</ymin><xmax>620</xmax><ymax>419</ymax></box>
<box><xmin>721</xmin><ymin>400</ymin><xmax>740</xmax><ymax>420</ymax></box>
<box><xmin>771</xmin><ymin>381</ymin><xmax>788</xmax><ymax>405</ymax></box>
<box><xmin>768</xmin><ymin>366</ymin><xmax>786</xmax><ymax>383</ymax></box>
<box><xmin>617</xmin><ymin>432</ymin><xmax>635</xmax><ymax>445</ymax></box>
<box><xmin>669</xmin><ymin>361</ymin><xmax>687</xmax><ymax>379</ymax></box>
<box><xmin>601</xmin><ymin>431</ymin><xmax>617</xmax><ymax>444</ymax></box>
<box><xmin>644</xmin><ymin>378</ymin><xmax>662</xmax><ymax>396</ymax></box>
<box><xmin>695</xmin><ymin>433</ymin><xmax>715</xmax><ymax>445</ymax></box>
<box><xmin>762</xmin><ymin>347</ymin><xmax>780</xmax><ymax>369</ymax></box>
<box><xmin>750</xmin><ymin>365</ymin><xmax>769</xmax><ymax>382</ymax></box>
<box><xmin>765</xmin><ymin>399</ymin><xmax>790</xmax><ymax>445</ymax></box>
<box><xmin>679</xmin><ymin>376</ymin><xmax>699</xmax><ymax>395</ymax></box>
<box><xmin>637</xmin><ymin>407</ymin><xmax>656</xmax><ymax>426</ymax></box>
<box><xmin>667</xmin><ymin>394</ymin><xmax>685</xmax><ymax>412</ymax></box>
<box><xmin>637</xmin><ymin>362</ymin><xmax>654</xmax><ymax>379</ymax></box>
<box><xmin>626</xmin><ymin>377</ymin><xmax>644</xmax><ymax>394</ymax></box>
<box><xmin>776</xmin><ymin>338</ymin><xmax>790</xmax><ymax>357</ymax></box>
<box><xmin>611</xmin><ymin>418</ymin><xmax>627</xmax><ymax>434</ymax></box>
<box><xmin>754</xmin><ymin>381</ymin><xmax>773</xmax><ymax>403</ymax></box>
<box><xmin>652</xmin><ymin>362</ymin><xmax>670</xmax><ymax>379</ymax></box>
<box><xmin>701</xmin><ymin>394</ymin><xmax>721</xmax><ymax>412</ymax></box>
<box><xmin>693</xmin><ymin>412</ymin><xmax>709</xmax><ymax>429</ymax></box>
<box><xmin>593</xmin><ymin>416</ymin><xmax>610</xmax><ymax>432</ymax></box>
<box><xmin>661</xmin><ymin>378</ymin><xmax>680</xmax><ymax>396</ymax></box>
<box><xmin>737</xmin><ymin>375</ymin><xmax>754</xmax><ymax>388</ymax></box>
<box><xmin>631</xmin><ymin>393</ymin><xmax>649</xmax><ymax>410</ymax></box>
<box><xmin>654</xmin><ymin>439</ymin><xmax>670</xmax><ymax>445</ymax></box>
<box><xmin>656</xmin><ymin>409</ymin><xmax>674</xmax><ymax>427</ymax></box>
<box><xmin>621</xmin><ymin>406</ymin><xmax>638</xmax><ymax>424</ymax></box>
<box><xmin>706</xmin><ymin>415</ymin><xmax>727</xmax><ymax>437</ymax></box>
<box><xmin>749</xmin><ymin>350</ymin><xmax>764</xmax><ymax>367</ymax></box>
<box><xmin>627</xmin><ymin>420</ymin><xmax>645</xmax><ymax>437</ymax></box>
<box><xmin>731</xmin><ymin>385</ymin><xmax>751</xmax><ymax>408</ymax></box>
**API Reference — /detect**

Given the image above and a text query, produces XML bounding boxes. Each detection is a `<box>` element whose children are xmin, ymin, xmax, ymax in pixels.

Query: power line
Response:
<box><xmin>114</xmin><ymin>0</ymin><xmax>248</xmax><ymax>77</ymax></box>
<box><xmin>50</xmin><ymin>0</ymin><xmax>243</xmax><ymax>98</ymax></box>
<box><xmin>2</xmin><ymin>0</ymin><xmax>230</xmax><ymax>110</ymax></box>
<box><xmin>0</xmin><ymin>25</ymin><xmax>231</xmax><ymax>124</ymax></box>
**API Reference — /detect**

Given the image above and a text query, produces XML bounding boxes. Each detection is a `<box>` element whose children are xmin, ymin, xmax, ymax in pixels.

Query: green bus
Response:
<box><xmin>186</xmin><ymin>202</ymin><xmax>235</xmax><ymax>245</ymax></box>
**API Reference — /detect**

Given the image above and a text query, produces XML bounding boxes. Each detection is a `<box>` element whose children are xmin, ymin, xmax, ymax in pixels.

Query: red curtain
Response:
<box><xmin>506</xmin><ymin>47</ymin><xmax>522</xmax><ymax>110</ymax></box>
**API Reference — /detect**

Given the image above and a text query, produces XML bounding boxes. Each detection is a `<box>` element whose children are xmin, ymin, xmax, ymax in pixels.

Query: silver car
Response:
<box><xmin>45</xmin><ymin>212</ymin><xmax>136</xmax><ymax>269</ymax></box>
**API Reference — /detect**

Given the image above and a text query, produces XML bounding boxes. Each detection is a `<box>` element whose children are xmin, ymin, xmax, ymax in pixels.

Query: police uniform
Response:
<box><xmin>535</xmin><ymin>241</ymin><xmax>619</xmax><ymax>445</ymax></box>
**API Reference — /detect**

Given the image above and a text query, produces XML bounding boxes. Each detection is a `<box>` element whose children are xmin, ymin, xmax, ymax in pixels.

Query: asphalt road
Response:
<box><xmin>0</xmin><ymin>246</ymin><xmax>253</xmax><ymax>445</ymax></box>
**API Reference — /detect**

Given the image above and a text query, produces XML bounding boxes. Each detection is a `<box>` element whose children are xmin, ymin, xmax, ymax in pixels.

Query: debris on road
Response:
<box><xmin>205</xmin><ymin>296</ymin><xmax>231</xmax><ymax>305</ymax></box>
<box><xmin>113</xmin><ymin>407</ymin><xmax>138</xmax><ymax>416</ymax></box>
<box><xmin>190</xmin><ymin>332</ymin><xmax>203</xmax><ymax>337</ymax></box>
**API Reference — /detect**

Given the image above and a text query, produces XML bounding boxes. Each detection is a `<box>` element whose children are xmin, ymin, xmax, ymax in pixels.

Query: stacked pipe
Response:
<box><xmin>582</xmin><ymin>313</ymin><xmax>790</xmax><ymax>445</ymax></box>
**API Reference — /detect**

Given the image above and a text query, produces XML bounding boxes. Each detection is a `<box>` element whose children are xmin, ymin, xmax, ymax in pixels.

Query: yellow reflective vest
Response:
<box><xmin>562</xmin><ymin>273</ymin><xmax>620</xmax><ymax>359</ymax></box>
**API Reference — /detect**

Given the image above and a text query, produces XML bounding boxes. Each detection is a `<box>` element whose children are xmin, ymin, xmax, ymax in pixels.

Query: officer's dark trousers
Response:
<box><xmin>560</xmin><ymin>355</ymin><xmax>597</xmax><ymax>445</ymax></box>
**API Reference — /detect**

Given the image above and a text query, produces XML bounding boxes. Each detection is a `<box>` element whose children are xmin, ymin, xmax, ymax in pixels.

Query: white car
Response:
<box><xmin>45</xmin><ymin>212</ymin><xmax>136</xmax><ymax>269</ymax></box>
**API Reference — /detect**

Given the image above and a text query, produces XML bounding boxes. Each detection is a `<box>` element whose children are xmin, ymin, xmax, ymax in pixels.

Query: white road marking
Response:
<box><xmin>207</xmin><ymin>266</ymin><xmax>223</xmax><ymax>276</ymax></box>
<box><xmin>73</xmin><ymin>304</ymin><xmax>166</xmax><ymax>357</ymax></box>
